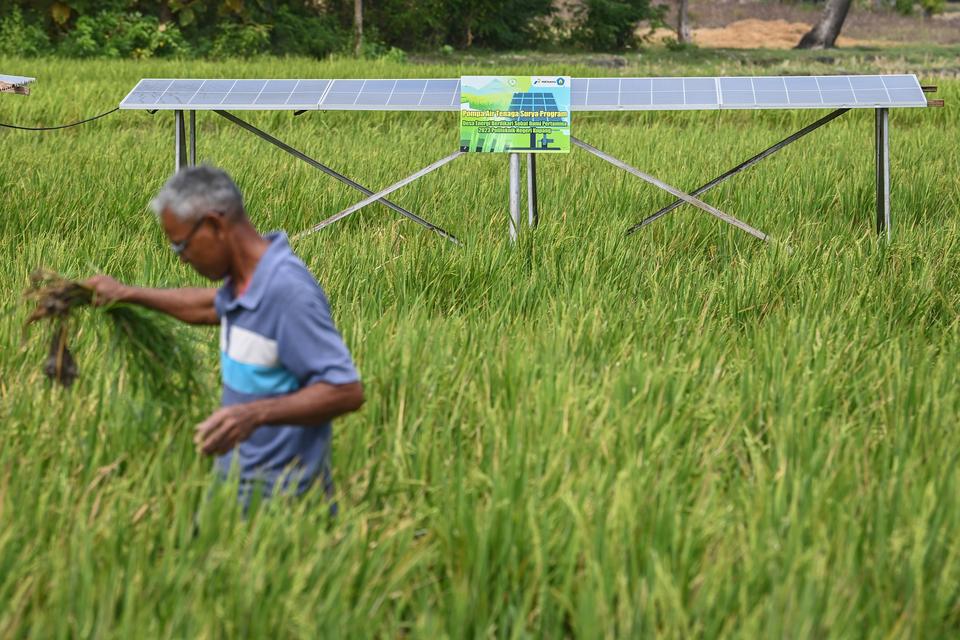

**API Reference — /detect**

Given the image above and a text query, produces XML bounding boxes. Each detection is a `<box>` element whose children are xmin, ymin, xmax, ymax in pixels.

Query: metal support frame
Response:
<box><xmin>301</xmin><ymin>151</ymin><xmax>464</xmax><ymax>237</ymax></box>
<box><xmin>626</xmin><ymin>108</ymin><xmax>849</xmax><ymax>235</ymax></box>
<box><xmin>174</xmin><ymin>109</ymin><xmax>187</xmax><ymax>172</ymax></box>
<box><xmin>572</xmin><ymin>136</ymin><xmax>769</xmax><ymax>242</ymax></box>
<box><xmin>527</xmin><ymin>154</ymin><xmax>539</xmax><ymax>228</ymax></box>
<box><xmin>876</xmin><ymin>108</ymin><xmax>890</xmax><ymax>239</ymax></box>
<box><xmin>189</xmin><ymin>110</ymin><xmax>197</xmax><ymax>166</ymax></box>
<box><xmin>159</xmin><ymin>104</ymin><xmax>897</xmax><ymax>246</ymax></box>
<box><xmin>210</xmin><ymin>110</ymin><xmax>460</xmax><ymax>245</ymax></box>
<box><xmin>509</xmin><ymin>153</ymin><xmax>521</xmax><ymax>243</ymax></box>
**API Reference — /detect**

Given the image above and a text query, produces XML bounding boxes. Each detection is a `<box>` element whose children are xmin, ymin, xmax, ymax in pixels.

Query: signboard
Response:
<box><xmin>460</xmin><ymin>76</ymin><xmax>571</xmax><ymax>153</ymax></box>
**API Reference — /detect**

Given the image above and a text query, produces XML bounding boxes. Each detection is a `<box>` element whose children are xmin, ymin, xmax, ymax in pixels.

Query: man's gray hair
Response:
<box><xmin>150</xmin><ymin>165</ymin><xmax>245</xmax><ymax>222</ymax></box>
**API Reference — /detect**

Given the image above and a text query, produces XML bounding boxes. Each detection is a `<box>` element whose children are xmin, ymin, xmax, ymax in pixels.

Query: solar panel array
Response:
<box><xmin>120</xmin><ymin>78</ymin><xmax>460</xmax><ymax>110</ymax></box>
<box><xmin>571</xmin><ymin>75</ymin><xmax>926</xmax><ymax>110</ymax></box>
<box><xmin>120</xmin><ymin>75</ymin><xmax>927</xmax><ymax>111</ymax></box>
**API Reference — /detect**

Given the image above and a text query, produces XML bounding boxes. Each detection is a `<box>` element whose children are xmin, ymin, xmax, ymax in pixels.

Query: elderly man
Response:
<box><xmin>88</xmin><ymin>165</ymin><xmax>364</xmax><ymax>509</ymax></box>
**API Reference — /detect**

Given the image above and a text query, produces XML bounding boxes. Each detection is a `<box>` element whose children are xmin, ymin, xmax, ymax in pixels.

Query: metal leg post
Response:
<box><xmin>189</xmin><ymin>110</ymin><xmax>197</xmax><ymax>166</ymax></box>
<box><xmin>174</xmin><ymin>110</ymin><xmax>187</xmax><ymax>172</ymax></box>
<box><xmin>527</xmin><ymin>154</ymin><xmax>538</xmax><ymax>228</ymax></box>
<box><xmin>509</xmin><ymin>153</ymin><xmax>521</xmax><ymax>242</ymax></box>
<box><xmin>876</xmin><ymin>108</ymin><xmax>890</xmax><ymax>239</ymax></box>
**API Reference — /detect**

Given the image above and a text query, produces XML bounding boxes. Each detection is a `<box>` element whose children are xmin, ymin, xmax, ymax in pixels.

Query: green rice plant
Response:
<box><xmin>22</xmin><ymin>268</ymin><xmax>199</xmax><ymax>403</ymax></box>
<box><xmin>1</xmin><ymin>52</ymin><xmax>958</xmax><ymax>638</ymax></box>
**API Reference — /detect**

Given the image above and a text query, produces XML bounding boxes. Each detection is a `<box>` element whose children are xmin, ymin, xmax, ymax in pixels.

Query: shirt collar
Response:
<box><xmin>222</xmin><ymin>231</ymin><xmax>289</xmax><ymax>312</ymax></box>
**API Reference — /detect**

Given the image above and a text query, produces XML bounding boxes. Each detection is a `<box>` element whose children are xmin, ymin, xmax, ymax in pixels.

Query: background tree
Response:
<box><xmin>353</xmin><ymin>0</ymin><xmax>362</xmax><ymax>56</ymax></box>
<box><xmin>677</xmin><ymin>0</ymin><xmax>691</xmax><ymax>44</ymax></box>
<box><xmin>796</xmin><ymin>0</ymin><xmax>853</xmax><ymax>49</ymax></box>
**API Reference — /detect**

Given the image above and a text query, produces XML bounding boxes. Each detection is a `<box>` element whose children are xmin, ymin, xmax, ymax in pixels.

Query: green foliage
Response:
<box><xmin>874</xmin><ymin>0</ymin><xmax>946</xmax><ymax>16</ymax></box>
<box><xmin>2</xmin><ymin>0</ymin><xmax>667</xmax><ymax>55</ymax></box>
<box><xmin>0</xmin><ymin>5</ymin><xmax>52</xmax><ymax>56</ymax></box>
<box><xmin>568</xmin><ymin>0</ymin><xmax>665</xmax><ymax>52</ymax></box>
<box><xmin>895</xmin><ymin>0</ymin><xmax>915</xmax><ymax>15</ymax></box>
<box><xmin>208</xmin><ymin>21</ymin><xmax>272</xmax><ymax>59</ymax></box>
<box><xmin>444</xmin><ymin>0</ymin><xmax>556</xmax><ymax>49</ymax></box>
<box><xmin>271</xmin><ymin>7</ymin><xmax>344</xmax><ymax>58</ymax></box>
<box><xmin>665</xmin><ymin>36</ymin><xmax>697</xmax><ymax>52</ymax></box>
<box><xmin>919</xmin><ymin>0</ymin><xmax>946</xmax><ymax>16</ymax></box>
<box><xmin>60</xmin><ymin>10</ymin><xmax>189</xmax><ymax>58</ymax></box>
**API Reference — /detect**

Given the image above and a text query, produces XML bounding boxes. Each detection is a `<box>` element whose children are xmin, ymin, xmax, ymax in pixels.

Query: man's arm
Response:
<box><xmin>194</xmin><ymin>381</ymin><xmax>365</xmax><ymax>455</ymax></box>
<box><xmin>86</xmin><ymin>275</ymin><xmax>218</xmax><ymax>325</ymax></box>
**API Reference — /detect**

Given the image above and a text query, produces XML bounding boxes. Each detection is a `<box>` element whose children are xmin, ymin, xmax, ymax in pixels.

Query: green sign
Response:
<box><xmin>460</xmin><ymin>76</ymin><xmax>571</xmax><ymax>153</ymax></box>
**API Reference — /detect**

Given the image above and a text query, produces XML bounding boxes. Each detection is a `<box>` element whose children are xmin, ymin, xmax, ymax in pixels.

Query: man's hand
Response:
<box><xmin>85</xmin><ymin>275</ymin><xmax>129</xmax><ymax>306</ymax></box>
<box><xmin>194</xmin><ymin>405</ymin><xmax>262</xmax><ymax>456</ymax></box>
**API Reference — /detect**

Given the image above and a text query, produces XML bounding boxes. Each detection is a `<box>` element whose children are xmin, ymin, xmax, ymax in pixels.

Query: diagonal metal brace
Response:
<box><xmin>214</xmin><ymin>110</ymin><xmax>460</xmax><ymax>245</ymax></box>
<box><xmin>571</xmin><ymin>136</ymin><xmax>770</xmax><ymax>242</ymax></box>
<box><xmin>298</xmin><ymin>151</ymin><xmax>465</xmax><ymax>238</ymax></box>
<box><xmin>626</xmin><ymin>108</ymin><xmax>849</xmax><ymax>235</ymax></box>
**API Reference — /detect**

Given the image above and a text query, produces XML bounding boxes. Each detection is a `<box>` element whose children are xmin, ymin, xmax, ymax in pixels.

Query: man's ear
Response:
<box><xmin>208</xmin><ymin>211</ymin><xmax>229</xmax><ymax>237</ymax></box>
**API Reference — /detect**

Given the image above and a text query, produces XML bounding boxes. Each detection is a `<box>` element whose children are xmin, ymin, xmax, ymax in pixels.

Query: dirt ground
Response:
<box><xmin>648</xmin><ymin>18</ymin><xmax>875</xmax><ymax>48</ymax></box>
<box><xmin>647</xmin><ymin>0</ymin><xmax>960</xmax><ymax>48</ymax></box>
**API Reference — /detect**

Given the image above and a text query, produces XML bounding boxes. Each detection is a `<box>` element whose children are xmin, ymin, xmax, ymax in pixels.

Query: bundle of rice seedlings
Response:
<box><xmin>23</xmin><ymin>268</ymin><xmax>199</xmax><ymax>401</ymax></box>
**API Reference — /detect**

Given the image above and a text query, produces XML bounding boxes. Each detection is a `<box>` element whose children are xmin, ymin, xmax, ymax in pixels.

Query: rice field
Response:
<box><xmin>2</xmin><ymin>54</ymin><xmax>960</xmax><ymax>638</ymax></box>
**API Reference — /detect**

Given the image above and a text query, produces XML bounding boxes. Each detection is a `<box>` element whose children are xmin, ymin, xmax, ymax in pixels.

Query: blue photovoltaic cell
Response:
<box><xmin>328</xmin><ymin>79</ymin><xmax>364</xmax><ymax>92</ymax></box>
<box><xmin>388</xmin><ymin>93</ymin><xmax>422</xmax><ymax>106</ymax></box>
<box><xmin>882</xmin><ymin>75</ymin><xmax>917</xmax><ymax>89</ymax></box>
<box><xmin>427</xmin><ymin>79</ymin><xmax>459</xmax><ymax>91</ymax></box>
<box><xmin>589</xmin><ymin>78</ymin><xmax>620</xmax><ymax>92</ymax></box>
<box><xmin>232</xmin><ymin>79</ymin><xmax>266</xmax><ymax>92</ymax></box>
<box><xmin>323</xmin><ymin>93</ymin><xmax>358</xmax><ymax>106</ymax></box>
<box><xmin>721</xmin><ymin>77</ymin><xmax>753</xmax><ymax>92</ymax></box>
<box><xmin>264</xmin><ymin>79</ymin><xmax>297</xmax><ymax>91</ymax></box>
<box><xmin>652</xmin><ymin>78</ymin><xmax>683</xmax><ymax>92</ymax></box>
<box><xmin>621</xmin><ymin>78</ymin><xmax>650</xmax><ymax>91</ymax></box>
<box><xmin>135</xmin><ymin>79</ymin><xmax>172</xmax><ymax>92</ymax></box>
<box><xmin>200</xmin><ymin>79</ymin><xmax>235</xmax><ymax>92</ymax></box>
<box><xmin>395</xmin><ymin>79</ymin><xmax>427</xmax><ymax>92</ymax></box>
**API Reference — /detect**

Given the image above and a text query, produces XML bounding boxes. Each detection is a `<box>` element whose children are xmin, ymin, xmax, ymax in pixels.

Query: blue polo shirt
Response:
<box><xmin>213</xmin><ymin>232</ymin><xmax>359</xmax><ymax>500</ymax></box>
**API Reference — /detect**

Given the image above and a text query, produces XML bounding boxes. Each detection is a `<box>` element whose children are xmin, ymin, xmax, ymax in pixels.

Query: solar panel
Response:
<box><xmin>120</xmin><ymin>79</ymin><xmax>334</xmax><ymax>110</ymax></box>
<box><xmin>571</xmin><ymin>74</ymin><xmax>926</xmax><ymax>111</ymax></box>
<box><xmin>0</xmin><ymin>74</ymin><xmax>34</xmax><ymax>86</ymax></box>
<box><xmin>318</xmin><ymin>78</ymin><xmax>460</xmax><ymax>110</ymax></box>
<box><xmin>121</xmin><ymin>75</ymin><xmax>926</xmax><ymax>111</ymax></box>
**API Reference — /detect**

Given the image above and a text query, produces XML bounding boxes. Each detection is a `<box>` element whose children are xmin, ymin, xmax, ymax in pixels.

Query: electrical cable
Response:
<box><xmin>0</xmin><ymin>107</ymin><xmax>119</xmax><ymax>131</ymax></box>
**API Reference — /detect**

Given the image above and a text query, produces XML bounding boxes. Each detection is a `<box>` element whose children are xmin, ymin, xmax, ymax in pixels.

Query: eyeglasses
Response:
<box><xmin>170</xmin><ymin>216</ymin><xmax>208</xmax><ymax>257</ymax></box>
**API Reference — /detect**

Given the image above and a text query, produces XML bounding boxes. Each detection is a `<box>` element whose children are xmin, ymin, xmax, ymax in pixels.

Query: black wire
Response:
<box><xmin>0</xmin><ymin>107</ymin><xmax>119</xmax><ymax>131</ymax></box>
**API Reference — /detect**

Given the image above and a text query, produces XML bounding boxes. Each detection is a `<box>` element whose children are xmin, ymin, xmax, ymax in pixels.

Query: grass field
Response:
<box><xmin>2</xmin><ymin>53</ymin><xmax>960</xmax><ymax>638</ymax></box>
